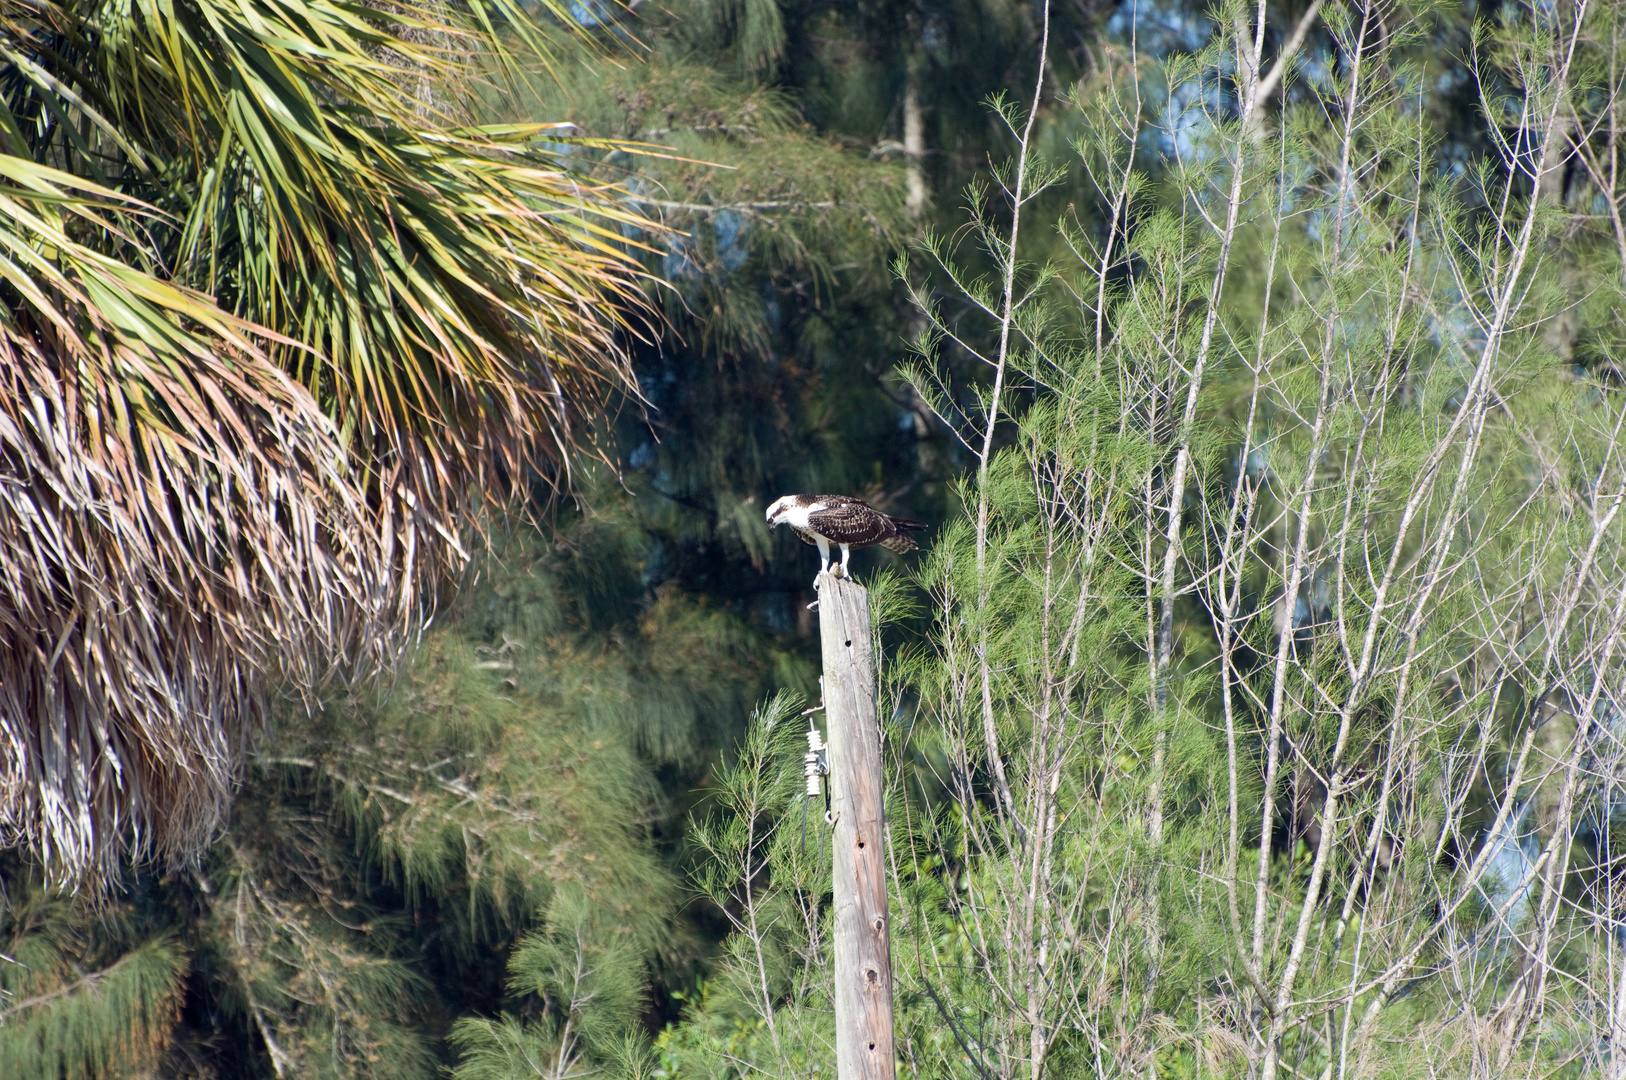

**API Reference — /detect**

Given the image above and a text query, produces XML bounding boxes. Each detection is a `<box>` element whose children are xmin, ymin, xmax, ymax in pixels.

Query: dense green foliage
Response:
<box><xmin>15</xmin><ymin>0</ymin><xmax>1626</xmax><ymax>1077</ymax></box>
<box><xmin>0</xmin><ymin>513</ymin><xmax>795</xmax><ymax>1078</ymax></box>
<box><xmin>651</xmin><ymin>0</ymin><xmax>1626</xmax><ymax>1075</ymax></box>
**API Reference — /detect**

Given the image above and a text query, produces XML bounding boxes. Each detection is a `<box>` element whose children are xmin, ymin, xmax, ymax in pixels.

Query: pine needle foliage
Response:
<box><xmin>660</xmin><ymin>0</ymin><xmax>1626</xmax><ymax>1075</ymax></box>
<box><xmin>449</xmin><ymin>894</ymin><xmax>654</xmax><ymax>1080</ymax></box>
<box><xmin>0</xmin><ymin>879</ymin><xmax>187</xmax><ymax>1080</ymax></box>
<box><xmin>497</xmin><ymin>2</ymin><xmax>954</xmax><ymax>634</ymax></box>
<box><xmin>186</xmin><ymin>521</ymin><xmax>754</xmax><ymax>1079</ymax></box>
<box><xmin>0</xmin><ymin>496</ymin><xmax>806</xmax><ymax>1079</ymax></box>
<box><xmin>0</xmin><ymin>0</ymin><xmax>654</xmax><ymax>885</ymax></box>
<box><xmin>649</xmin><ymin>692</ymin><xmax>839</xmax><ymax>1078</ymax></box>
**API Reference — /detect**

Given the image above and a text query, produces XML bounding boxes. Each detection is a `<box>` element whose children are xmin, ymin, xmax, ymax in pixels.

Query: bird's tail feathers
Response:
<box><xmin>887</xmin><ymin>516</ymin><xmax>928</xmax><ymax>531</ymax></box>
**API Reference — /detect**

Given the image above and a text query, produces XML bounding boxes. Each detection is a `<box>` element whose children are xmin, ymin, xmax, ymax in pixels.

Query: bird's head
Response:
<box><xmin>765</xmin><ymin>495</ymin><xmax>799</xmax><ymax>530</ymax></box>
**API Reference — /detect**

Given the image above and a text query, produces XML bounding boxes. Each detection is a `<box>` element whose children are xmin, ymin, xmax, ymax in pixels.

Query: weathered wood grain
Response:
<box><xmin>816</xmin><ymin>571</ymin><xmax>895</xmax><ymax>1080</ymax></box>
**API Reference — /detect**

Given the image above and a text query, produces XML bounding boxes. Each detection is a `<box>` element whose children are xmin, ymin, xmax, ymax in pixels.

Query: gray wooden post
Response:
<box><xmin>816</xmin><ymin>571</ymin><xmax>895</xmax><ymax>1080</ymax></box>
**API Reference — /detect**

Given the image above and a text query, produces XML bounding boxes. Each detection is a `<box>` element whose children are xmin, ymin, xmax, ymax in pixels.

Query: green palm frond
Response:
<box><xmin>0</xmin><ymin>0</ymin><xmax>655</xmax><ymax>884</ymax></box>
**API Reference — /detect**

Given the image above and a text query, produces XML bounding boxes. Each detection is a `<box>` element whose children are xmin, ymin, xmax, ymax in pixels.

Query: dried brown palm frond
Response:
<box><xmin>0</xmin><ymin>0</ymin><xmax>656</xmax><ymax>885</ymax></box>
<box><xmin>0</xmin><ymin>159</ymin><xmax>398</xmax><ymax>884</ymax></box>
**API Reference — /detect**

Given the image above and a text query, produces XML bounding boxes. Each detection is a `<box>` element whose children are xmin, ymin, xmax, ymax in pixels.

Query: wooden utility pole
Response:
<box><xmin>816</xmin><ymin>571</ymin><xmax>895</xmax><ymax>1080</ymax></box>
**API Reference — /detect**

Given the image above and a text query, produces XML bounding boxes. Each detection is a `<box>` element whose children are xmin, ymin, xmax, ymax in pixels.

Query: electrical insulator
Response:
<box><xmin>804</xmin><ymin>723</ymin><xmax>828</xmax><ymax>797</ymax></box>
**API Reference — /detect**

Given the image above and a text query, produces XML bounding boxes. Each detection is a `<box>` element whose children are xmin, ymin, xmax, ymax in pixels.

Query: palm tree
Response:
<box><xmin>0</xmin><ymin>0</ymin><xmax>651</xmax><ymax>885</ymax></box>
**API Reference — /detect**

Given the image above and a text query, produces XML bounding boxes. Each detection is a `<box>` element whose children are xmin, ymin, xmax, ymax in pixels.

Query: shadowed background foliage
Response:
<box><xmin>1</xmin><ymin>0</ymin><xmax>1573</xmax><ymax>1077</ymax></box>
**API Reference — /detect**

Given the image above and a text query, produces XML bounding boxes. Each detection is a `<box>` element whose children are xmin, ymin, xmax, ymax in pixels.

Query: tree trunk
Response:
<box><xmin>904</xmin><ymin>61</ymin><xmax>926</xmax><ymax>218</ymax></box>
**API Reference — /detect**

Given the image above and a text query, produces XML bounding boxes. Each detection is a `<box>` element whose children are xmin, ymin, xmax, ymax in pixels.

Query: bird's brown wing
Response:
<box><xmin>806</xmin><ymin>496</ymin><xmax>893</xmax><ymax>547</ymax></box>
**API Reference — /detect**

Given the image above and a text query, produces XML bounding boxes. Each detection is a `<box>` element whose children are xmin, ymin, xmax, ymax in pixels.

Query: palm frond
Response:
<box><xmin>0</xmin><ymin>0</ymin><xmax>655</xmax><ymax>884</ymax></box>
<box><xmin>0</xmin><ymin>155</ymin><xmax>398</xmax><ymax>882</ymax></box>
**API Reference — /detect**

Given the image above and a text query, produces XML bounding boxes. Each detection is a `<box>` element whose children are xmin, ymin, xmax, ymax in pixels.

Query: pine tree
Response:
<box><xmin>0</xmin><ymin>873</ymin><xmax>188</xmax><ymax>1080</ymax></box>
<box><xmin>17</xmin><ymin>1</ymin><xmax>1611</xmax><ymax>1077</ymax></box>
<box><xmin>519</xmin><ymin>0</ymin><xmax>1127</xmax><ymax>628</ymax></box>
<box><xmin>659</xmin><ymin>0</ymin><xmax>1626</xmax><ymax>1076</ymax></box>
<box><xmin>0</xmin><ymin>497</ymin><xmax>812</xmax><ymax>1079</ymax></box>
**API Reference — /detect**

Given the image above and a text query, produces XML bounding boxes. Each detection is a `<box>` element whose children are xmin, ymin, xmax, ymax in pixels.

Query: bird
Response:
<box><xmin>766</xmin><ymin>494</ymin><xmax>927</xmax><ymax>584</ymax></box>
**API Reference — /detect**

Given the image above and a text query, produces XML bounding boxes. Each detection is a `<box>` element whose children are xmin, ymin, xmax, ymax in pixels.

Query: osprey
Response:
<box><xmin>766</xmin><ymin>494</ymin><xmax>927</xmax><ymax>581</ymax></box>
